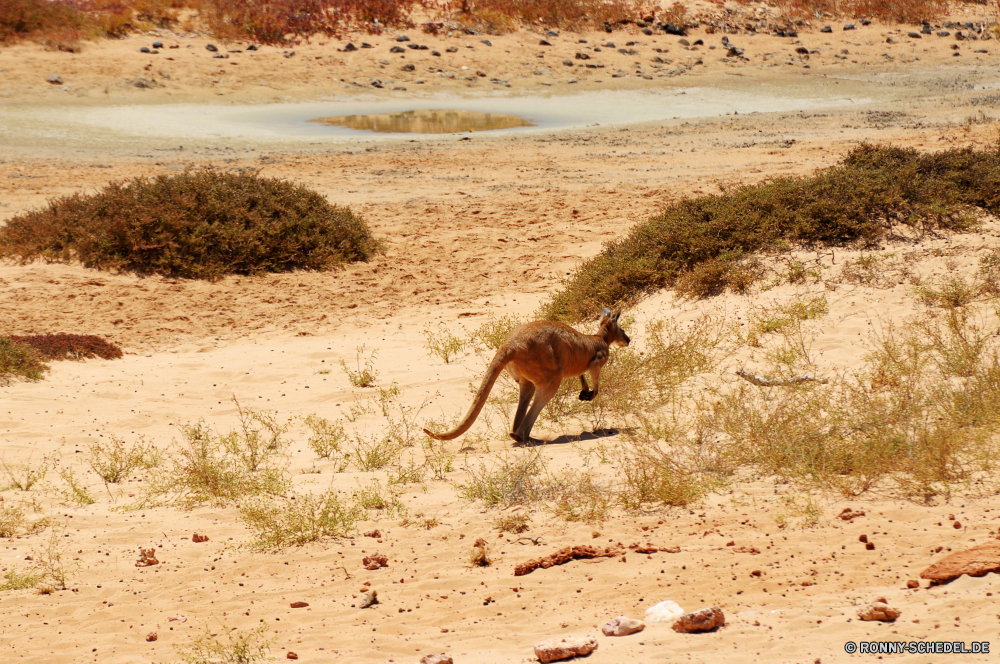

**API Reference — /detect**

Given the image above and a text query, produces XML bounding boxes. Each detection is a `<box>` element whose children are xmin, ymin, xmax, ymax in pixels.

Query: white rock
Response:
<box><xmin>644</xmin><ymin>600</ymin><xmax>684</xmax><ymax>623</ymax></box>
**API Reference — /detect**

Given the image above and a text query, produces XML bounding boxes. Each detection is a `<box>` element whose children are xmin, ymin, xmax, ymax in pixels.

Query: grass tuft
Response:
<box><xmin>0</xmin><ymin>337</ymin><xmax>49</xmax><ymax>385</ymax></box>
<box><xmin>0</xmin><ymin>171</ymin><xmax>380</xmax><ymax>280</ymax></box>
<box><xmin>541</xmin><ymin>144</ymin><xmax>998</xmax><ymax>322</ymax></box>
<box><xmin>240</xmin><ymin>489</ymin><xmax>359</xmax><ymax>548</ymax></box>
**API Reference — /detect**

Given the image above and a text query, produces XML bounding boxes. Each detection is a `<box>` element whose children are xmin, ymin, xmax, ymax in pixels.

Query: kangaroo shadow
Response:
<box><xmin>513</xmin><ymin>427</ymin><xmax>631</xmax><ymax>448</ymax></box>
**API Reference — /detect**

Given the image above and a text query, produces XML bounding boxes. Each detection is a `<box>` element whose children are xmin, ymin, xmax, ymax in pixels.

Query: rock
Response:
<box><xmin>343</xmin><ymin>43</ymin><xmax>358</xmax><ymax>52</ymax></box>
<box><xmin>290</xmin><ymin>601</ymin><xmax>309</xmax><ymax>608</ymax></box>
<box><xmin>907</xmin><ymin>579</ymin><xmax>919</xmax><ymax>589</ymax></box>
<box><xmin>546</xmin><ymin>30</ymin><xmax>558</xmax><ymax>37</ymax></box>
<box><xmin>663</xmin><ymin>24</ymin><xmax>685</xmax><ymax>36</ymax></box>
<box><xmin>642</xmin><ymin>28</ymin><xmax>653</xmax><ymax>36</ymax></box>
<box><xmin>476</xmin><ymin>70</ymin><xmax>486</xmax><ymax>77</ymax></box>
<box><xmin>534</xmin><ymin>636</ymin><xmax>598</xmax><ymax>663</ymax></box>
<box><xmin>908</xmin><ymin>32</ymin><xmax>922</xmax><ymax>39</ymax></box>
<box><xmin>206</xmin><ymin>44</ymin><xmax>218</xmax><ymax>52</ymax></box>
<box><xmin>866</xmin><ymin>542</ymin><xmax>875</xmax><ymax>551</ymax></box>
<box><xmin>141</xmin><ymin>47</ymin><xmax>150</xmax><ymax>53</ymax></box>
<box><xmin>644</xmin><ymin>600</ymin><xmax>684</xmax><ymax>623</ymax></box>
<box><xmin>795</xmin><ymin>46</ymin><xmax>809</xmax><ymax>54</ymax></box>
<box><xmin>920</xmin><ymin>541</ymin><xmax>1000</xmax><ymax>584</ymax></box>
<box><xmin>821</xmin><ymin>26</ymin><xmax>832</xmax><ymax>33</ymax></box>
<box><xmin>193</xmin><ymin>533</ymin><xmax>209</xmax><ymax>543</ymax></box>
<box><xmin>390</xmin><ymin>46</ymin><xmax>405</xmax><ymax>53</ymax></box>
<box><xmin>861</xmin><ymin>19</ymin><xmax>871</xmax><ymax>25</ymax></box>
<box><xmin>858</xmin><ymin>602</ymin><xmax>900</xmax><ymax>622</ymax></box>
<box><xmin>671</xmin><ymin>607</ymin><xmax>725</xmax><ymax>633</ymax></box>
<box><xmin>402</xmin><ymin>64</ymin><xmax>415</xmax><ymax>72</ymax></box>
<box><xmin>886</xmin><ymin>37</ymin><xmax>896</xmax><ymax>44</ymax></box>
<box><xmin>938</xmin><ymin>31</ymin><xmax>951</xmax><ymax>37</ymax></box>
<box><xmin>46</xmin><ymin>74</ymin><xmax>63</xmax><ymax>85</ymax></box>
<box><xmin>145</xmin><ymin>632</ymin><xmax>157</xmax><ymax>642</ymax></box>
<box><xmin>431</xmin><ymin>50</ymin><xmax>441</xmax><ymax>56</ymax></box>
<box><xmin>168</xmin><ymin>615</ymin><xmax>186</xmax><ymax>622</ymax></box>
<box><xmin>286</xmin><ymin>653</ymin><xmax>298</xmax><ymax>660</ymax></box>
<box><xmin>420</xmin><ymin>655</ymin><xmax>453</xmax><ymax>664</ymax></box>
<box><xmin>540</xmin><ymin>40</ymin><xmax>552</xmax><ymax>46</ymax></box>
<box><xmin>247</xmin><ymin>44</ymin><xmax>258</xmax><ymax>50</ymax></box>
<box><xmin>562</xmin><ymin>59</ymin><xmax>573</xmax><ymax>66</ymax></box>
<box><xmin>152</xmin><ymin>41</ymin><xmax>163</xmax><ymax>48</ymax></box>
<box><xmin>136</xmin><ymin>548</ymin><xmax>159</xmax><ymax>567</ymax></box>
<box><xmin>481</xmin><ymin>39</ymin><xmax>492</xmax><ymax>46</ymax></box>
<box><xmin>844</xmin><ymin>24</ymin><xmax>856</xmax><ymax>30</ymax></box>
<box><xmin>396</xmin><ymin>35</ymin><xmax>410</xmax><ymax>42</ymax></box>
<box><xmin>446</xmin><ymin>46</ymin><xmax>458</xmax><ymax>52</ymax></box>
<box><xmin>358</xmin><ymin>589</ymin><xmax>378</xmax><ymax>608</ymax></box>
<box><xmin>679</xmin><ymin>38</ymin><xmax>690</xmax><ymax>46</ymax></box>
<box><xmin>859</xmin><ymin>534</ymin><xmax>868</xmax><ymax>543</ymax></box>
<box><xmin>574</xmin><ymin>52</ymin><xmax>589</xmax><ymax>60</ymax></box>
<box><xmin>601</xmin><ymin>616</ymin><xmax>645</xmax><ymax>636</ymax></box>
<box><xmin>954</xmin><ymin>521</ymin><xmax>962</xmax><ymax>529</ymax></box>
<box><xmin>515</xmin><ymin>545</ymin><xmax>623</xmax><ymax>576</ymax></box>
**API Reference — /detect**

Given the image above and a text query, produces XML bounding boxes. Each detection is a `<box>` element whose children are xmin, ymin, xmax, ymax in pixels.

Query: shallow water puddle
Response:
<box><xmin>309</xmin><ymin>108</ymin><xmax>535</xmax><ymax>134</ymax></box>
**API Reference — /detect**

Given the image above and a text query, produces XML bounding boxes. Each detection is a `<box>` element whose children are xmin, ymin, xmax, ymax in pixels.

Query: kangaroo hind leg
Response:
<box><xmin>512</xmin><ymin>377</ymin><xmax>561</xmax><ymax>444</ymax></box>
<box><xmin>512</xmin><ymin>379</ymin><xmax>535</xmax><ymax>434</ymax></box>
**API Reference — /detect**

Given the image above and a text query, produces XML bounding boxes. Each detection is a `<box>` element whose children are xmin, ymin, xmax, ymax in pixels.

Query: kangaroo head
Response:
<box><xmin>599</xmin><ymin>307</ymin><xmax>630</xmax><ymax>347</ymax></box>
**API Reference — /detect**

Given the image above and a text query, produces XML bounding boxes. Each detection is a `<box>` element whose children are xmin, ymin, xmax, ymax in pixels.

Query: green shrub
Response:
<box><xmin>240</xmin><ymin>489</ymin><xmax>359</xmax><ymax>548</ymax></box>
<box><xmin>0</xmin><ymin>171</ymin><xmax>380</xmax><ymax>280</ymax></box>
<box><xmin>542</xmin><ymin>144</ymin><xmax>998</xmax><ymax>322</ymax></box>
<box><xmin>0</xmin><ymin>337</ymin><xmax>48</xmax><ymax>385</ymax></box>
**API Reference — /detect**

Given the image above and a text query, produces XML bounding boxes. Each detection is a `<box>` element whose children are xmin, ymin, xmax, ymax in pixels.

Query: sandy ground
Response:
<box><xmin>4</xmin><ymin>2</ymin><xmax>1000</xmax><ymax>662</ymax></box>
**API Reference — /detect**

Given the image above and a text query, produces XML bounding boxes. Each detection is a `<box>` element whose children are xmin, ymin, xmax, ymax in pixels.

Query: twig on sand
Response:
<box><xmin>736</xmin><ymin>370</ymin><xmax>828</xmax><ymax>387</ymax></box>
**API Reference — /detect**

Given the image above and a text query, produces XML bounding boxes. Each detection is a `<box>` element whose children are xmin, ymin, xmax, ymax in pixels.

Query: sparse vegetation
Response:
<box><xmin>240</xmin><ymin>489</ymin><xmax>359</xmax><ymax>548</ymax></box>
<box><xmin>458</xmin><ymin>452</ymin><xmax>547</xmax><ymax>508</ymax></box>
<box><xmin>340</xmin><ymin>345</ymin><xmax>379</xmax><ymax>388</ymax></box>
<box><xmin>493</xmin><ymin>510</ymin><xmax>530</xmax><ymax>533</ymax></box>
<box><xmin>542</xmin><ymin>144</ymin><xmax>998</xmax><ymax>322</ymax></box>
<box><xmin>915</xmin><ymin>274</ymin><xmax>983</xmax><ymax>309</ymax></box>
<box><xmin>0</xmin><ymin>500</ymin><xmax>47</xmax><ymax>538</ymax></box>
<box><xmin>1</xmin><ymin>454</ymin><xmax>55</xmax><ymax>491</ymax></box>
<box><xmin>87</xmin><ymin>434</ymin><xmax>159</xmax><ymax>484</ymax></box>
<box><xmin>177</xmin><ymin>622</ymin><xmax>274</xmax><ymax>664</ymax></box>
<box><xmin>423</xmin><ymin>323</ymin><xmax>468</xmax><ymax>364</ymax></box>
<box><xmin>55</xmin><ymin>467</ymin><xmax>97</xmax><ymax>506</ymax></box>
<box><xmin>0</xmin><ymin>171</ymin><xmax>379</xmax><ymax>280</ymax></box>
<box><xmin>468</xmin><ymin>537</ymin><xmax>493</xmax><ymax>567</ymax></box>
<box><xmin>137</xmin><ymin>404</ymin><xmax>290</xmax><ymax>507</ymax></box>
<box><xmin>9</xmin><ymin>334</ymin><xmax>123</xmax><ymax>361</ymax></box>
<box><xmin>470</xmin><ymin>314</ymin><xmax>523</xmax><ymax>352</ymax></box>
<box><xmin>0</xmin><ymin>337</ymin><xmax>49</xmax><ymax>385</ymax></box>
<box><xmin>351</xmin><ymin>479</ymin><xmax>407</xmax><ymax>518</ymax></box>
<box><xmin>303</xmin><ymin>414</ymin><xmax>349</xmax><ymax>470</ymax></box>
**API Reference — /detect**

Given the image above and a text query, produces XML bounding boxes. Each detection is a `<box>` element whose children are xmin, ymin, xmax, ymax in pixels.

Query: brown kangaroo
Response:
<box><xmin>423</xmin><ymin>308</ymin><xmax>630</xmax><ymax>444</ymax></box>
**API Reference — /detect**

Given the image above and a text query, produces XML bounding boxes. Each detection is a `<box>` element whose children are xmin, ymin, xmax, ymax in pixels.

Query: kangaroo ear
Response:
<box><xmin>600</xmin><ymin>307</ymin><xmax>612</xmax><ymax>319</ymax></box>
<box><xmin>612</xmin><ymin>311</ymin><xmax>621</xmax><ymax>322</ymax></box>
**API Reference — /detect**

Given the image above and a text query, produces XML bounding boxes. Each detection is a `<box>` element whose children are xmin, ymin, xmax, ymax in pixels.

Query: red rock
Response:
<box><xmin>290</xmin><ymin>601</ymin><xmax>309</xmax><ymax>608</ymax></box>
<box><xmin>858</xmin><ymin>602</ymin><xmax>900</xmax><ymax>622</ymax></box>
<box><xmin>839</xmin><ymin>508</ymin><xmax>865</xmax><ymax>521</ymax></box>
<box><xmin>907</xmin><ymin>579</ymin><xmax>919</xmax><ymax>589</ymax></box>
<box><xmin>515</xmin><ymin>545</ymin><xmax>623</xmax><ymax>576</ymax></box>
<box><xmin>953</xmin><ymin>521</ymin><xmax>962</xmax><ymax>529</ymax></box>
<box><xmin>533</xmin><ymin>636</ymin><xmax>598</xmax><ymax>662</ymax></box>
<box><xmin>363</xmin><ymin>529</ymin><xmax>381</xmax><ymax>538</ymax></box>
<box><xmin>362</xmin><ymin>552</ymin><xmax>388</xmax><ymax>570</ymax></box>
<box><xmin>859</xmin><ymin>534</ymin><xmax>868</xmax><ymax>543</ymax></box>
<box><xmin>135</xmin><ymin>548</ymin><xmax>159</xmax><ymax>567</ymax></box>
<box><xmin>286</xmin><ymin>652</ymin><xmax>298</xmax><ymax>660</ymax></box>
<box><xmin>921</xmin><ymin>541</ymin><xmax>1000</xmax><ymax>584</ymax></box>
<box><xmin>671</xmin><ymin>607</ymin><xmax>725</xmax><ymax>633</ymax></box>
<box><xmin>192</xmin><ymin>533</ymin><xmax>209</xmax><ymax>543</ymax></box>
<box><xmin>420</xmin><ymin>655</ymin><xmax>453</xmax><ymax>664</ymax></box>
<box><xmin>145</xmin><ymin>632</ymin><xmax>157</xmax><ymax>642</ymax></box>
<box><xmin>601</xmin><ymin>616</ymin><xmax>645</xmax><ymax>636</ymax></box>
<box><xmin>866</xmin><ymin>542</ymin><xmax>875</xmax><ymax>551</ymax></box>
<box><xmin>734</xmin><ymin>546</ymin><xmax>760</xmax><ymax>554</ymax></box>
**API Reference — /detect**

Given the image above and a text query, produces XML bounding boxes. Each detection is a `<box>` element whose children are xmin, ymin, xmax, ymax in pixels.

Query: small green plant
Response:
<box><xmin>349</xmin><ymin>434</ymin><xmax>400</xmax><ymax>472</ymax></box>
<box><xmin>137</xmin><ymin>406</ymin><xmax>290</xmax><ymax>508</ymax></box>
<box><xmin>31</xmin><ymin>526</ymin><xmax>78</xmax><ymax>591</ymax></box>
<box><xmin>352</xmin><ymin>479</ymin><xmax>406</xmax><ymax>518</ymax></box>
<box><xmin>492</xmin><ymin>511</ymin><xmax>530</xmax><ymax>533</ymax></box>
<box><xmin>240</xmin><ymin>489</ymin><xmax>359</xmax><ymax>548</ymax></box>
<box><xmin>0</xmin><ymin>567</ymin><xmax>42</xmax><ymax>592</ymax></box>
<box><xmin>0</xmin><ymin>500</ymin><xmax>46</xmax><ymax>538</ymax></box>
<box><xmin>423</xmin><ymin>324</ymin><xmax>467</xmax><ymax>364</ymax></box>
<box><xmin>388</xmin><ymin>458</ymin><xmax>425</xmax><ymax>485</ymax></box>
<box><xmin>177</xmin><ymin>622</ymin><xmax>274</xmax><ymax>664</ymax></box>
<box><xmin>547</xmin><ymin>470</ymin><xmax>614</xmax><ymax>524</ymax></box>
<box><xmin>470</xmin><ymin>314</ymin><xmax>523</xmax><ymax>351</ymax></box>
<box><xmin>56</xmin><ymin>467</ymin><xmax>96</xmax><ymax>506</ymax></box>
<box><xmin>87</xmin><ymin>434</ymin><xmax>159</xmax><ymax>484</ymax></box>
<box><xmin>421</xmin><ymin>438</ymin><xmax>456</xmax><ymax>480</ymax></box>
<box><xmin>341</xmin><ymin>345</ymin><xmax>378</xmax><ymax>388</ymax></box>
<box><xmin>774</xmin><ymin>494</ymin><xmax>823</xmax><ymax>530</ymax></box>
<box><xmin>303</xmin><ymin>414</ymin><xmax>348</xmax><ymax>470</ymax></box>
<box><xmin>457</xmin><ymin>452</ymin><xmax>546</xmax><ymax>508</ymax></box>
<box><xmin>915</xmin><ymin>275</ymin><xmax>982</xmax><ymax>309</ymax></box>
<box><xmin>0</xmin><ymin>337</ymin><xmax>49</xmax><ymax>385</ymax></box>
<box><xmin>0</xmin><ymin>454</ymin><xmax>55</xmax><ymax>491</ymax></box>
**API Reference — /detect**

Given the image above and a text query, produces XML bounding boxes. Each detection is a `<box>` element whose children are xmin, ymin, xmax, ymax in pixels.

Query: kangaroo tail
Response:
<box><xmin>423</xmin><ymin>347</ymin><xmax>514</xmax><ymax>441</ymax></box>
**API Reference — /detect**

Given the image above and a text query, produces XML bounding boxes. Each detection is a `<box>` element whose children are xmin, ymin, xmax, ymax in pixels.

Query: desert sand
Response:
<box><xmin>3</xmin><ymin>1</ymin><xmax>1000</xmax><ymax>662</ymax></box>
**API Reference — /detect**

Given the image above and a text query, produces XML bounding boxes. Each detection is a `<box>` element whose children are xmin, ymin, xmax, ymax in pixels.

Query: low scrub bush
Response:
<box><xmin>446</xmin><ymin>0</ymin><xmax>645</xmax><ymax>34</ymax></box>
<box><xmin>240</xmin><ymin>489</ymin><xmax>359</xmax><ymax>548</ymax></box>
<box><xmin>177</xmin><ymin>622</ymin><xmax>273</xmax><ymax>664</ymax></box>
<box><xmin>9</xmin><ymin>334</ymin><xmax>122</xmax><ymax>361</ymax></box>
<box><xmin>542</xmin><ymin>144</ymin><xmax>999</xmax><ymax>322</ymax></box>
<box><xmin>87</xmin><ymin>434</ymin><xmax>159</xmax><ymax>484</ymax></box>
<box><xmin>138</xmin><ymin>405</ymin><xmax>290</xmax><ymax>507</ymax></box>
<box><xmin>303</xmin><ymin>414</ymin><xmax>349</xmax><ymax>469</ymax></box>
<box><xmin>457</xmin><ymin>452</ymin><xmax>547</xmax><ymax>508</ymax></box>
<box><xmin>760</xmin><ymin>0</ymin><xmax>947</xmax><ymax>24</ymax></box>
<box><xmin>0</xmin><ymin>0</ymin><xmax>94</xmax><ymax>44</ymax></box>
<box><xmin>0</xmin><ymin>171</ymin><xmax>379</xmax><ymax>280</ymax></box>
<box><xmin>0</xmin><ymin>337</ymin><xmax>48</xmax><ymax>385</ymax></box>
<box><xmin>340</xmin><ymin>345</ymin><xmax>378</xmax><ymax>388</ymax></box>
